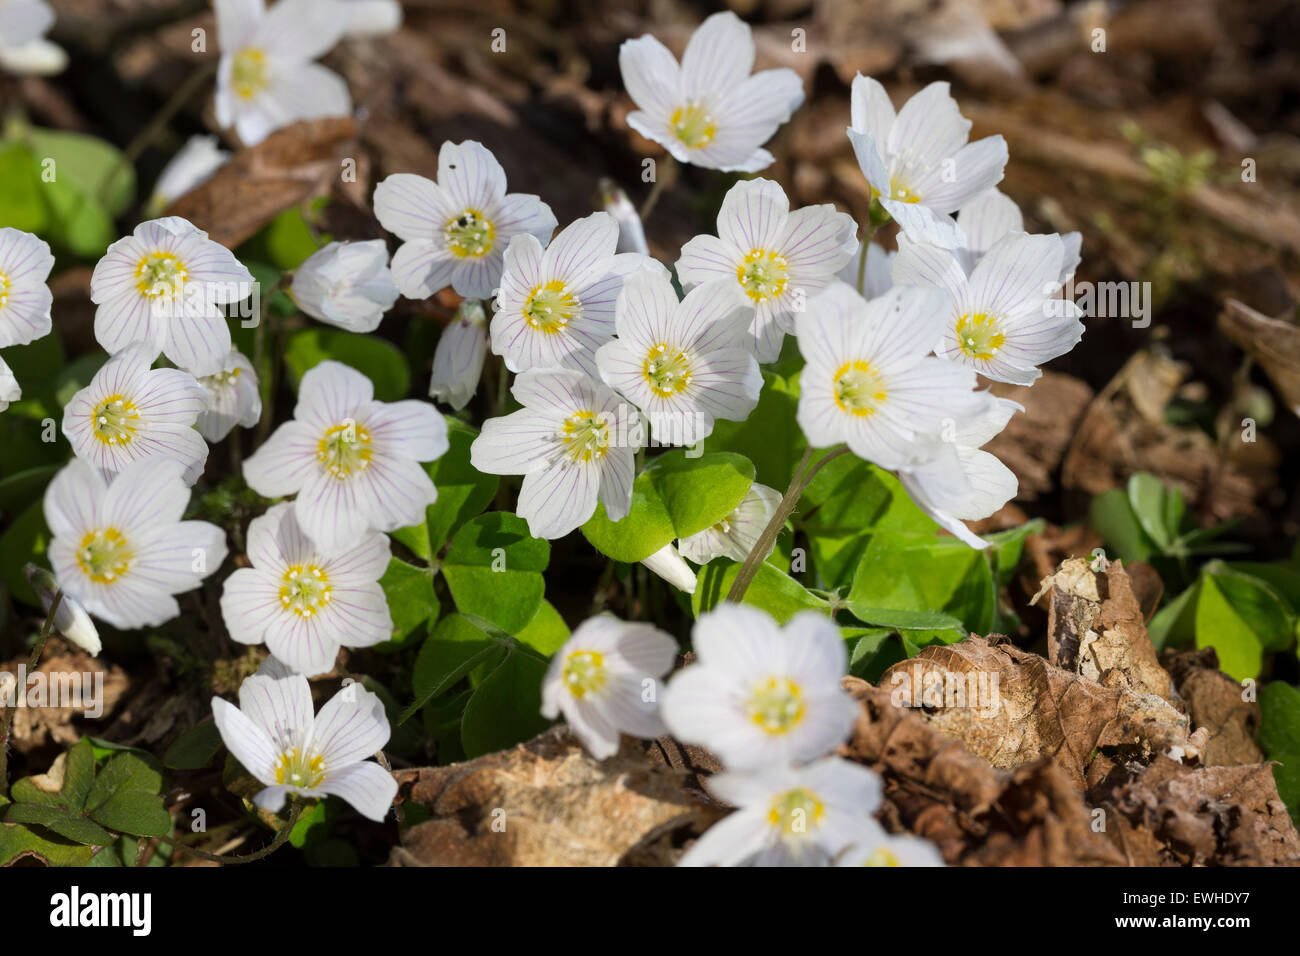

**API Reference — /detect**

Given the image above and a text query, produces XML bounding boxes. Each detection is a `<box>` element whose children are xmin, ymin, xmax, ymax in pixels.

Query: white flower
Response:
<box><xmin>891</xmin><ymin>231</ymin><xmax>1085</xmax><ymax>385</ymax></box>
<box><xmin>290</xmin><ymin>240</ymin><xmax>399</xmax><ymax>332</ymax></box>
<box><xmin>661</xmin><ymin>605</ymin><xmax>858</xmax><ymax>770</ymax></box>
<box><xmin>596</xmin><ymin>270</ymin><xmax>760</xmax><ymax>445</ymax></box>
<box><xmin>470</xmin><ymin>369</ymin><xmax>637</xmax><ymax>540</ymax></box>
<box><xmin>62</xmin><ymin>344</ymin><xmax>209</xmax><ymax>484</ymax></box>
<box><xmin>221</xmin><ymin>502</ymin><xmax>392</xmax><ymax>676</ymax></box>
<box><xmin>836</xmin><ymin>831</ymin><xmax>946</xmax><ymax>867</ymax></box>
<box><xmin>541</xmin><ymin>614</ymin><xmax>677</xmax><ymax>759</ymax></box>
<box><xmin>90</xmin><ymin>216</ymin><xmax>254</xmax><ymax>377</ymax></box>
<box><xmin>211</xmin><ymin>668</ymin><xmax>397</xmax><ymax>821</ymax></box>
<box><xmin>896</xmin><ymin>393</ymin><xmax>1021</xmax><ymax>549</ymax></box>
<box><xmin>0</xmin><ymin>0</ymin><xmax>65</xmax><ymax>75</ymax></box>
<box><xmin>341</xmin><ymin>0</ymin><xmax>402</xmax><ymax>36</ymax></box>
<box><xmin>196</xmin><ymin>349</ymin><xmax>262</xmax><ymax>442</ymax></box>
<box><xmin>0</xmin><ymin>227</ymin><xmax>53</xmax><ymax>348</ymax></box>
<box><xmin>214</xmin><ymin>0</ymin><xmax>351</xmax><ymax>147</ymax></box>
<box><xmin>795</xmin><ymin>282</ymin><xmax>980</xmax><ymax>469</ymax></box>
<box><xmin>24</xmin><ymin>564</ymin><xmax>101</xmax><ymax>656</ymax></box>
<box><xmin>373</xmin><ymin>140</ymin><xmax>557</xmax><ymax>300</ymax></box>
<box><xmin>0</xmin><ymin>355</ymin><xmax>18</xmax><ymax>411</ymax></box>
<box><xmin>44</xmin><ymin>457</ymin><xmax>228</xmax><ymax>630</ymax></box>
<box><xmin>835</xmin><ymin>235</ymin><xmax>894</xmax><ymax>299</ymax></box>
<box><xmin>957</xmin><ymin>188</ymin><xmax>1081</xmax><ymax>284</ymax></box>
<box><xmin>429</xmin><ymin>299</ymin><xmax>488</xmax><ymax>411</ymax></box>
<box><xmin>639</xmin><ymin>544</ymin><xmax>697</xmax><ymax>595</ymax></box>
<box><xmin>678</xmin><ymin>481</ymin><xmax>781</xmax><ymax>564</ymax></box>
<box><xmin>619</xmin><ymin>11</ymin><xmax>804</xmax><ymax>173</ymax></box>
<box><xmin>492</xmin><ymin>212</ymin><xmax>665</xmax><ymax>378</ymax></box>
<box><xmin>146</xmin><ymin>135</ymin><xmax>230</xmax><ymax>216</ymax></box>
<box><xmin>599</xmin><ymin>180</ymin><xmax>649</xmax><ymax>255</ymax></box>
<box><xmin>677</xmin><ymin>179</ymin><xmax>857</xmax><ymax>362</ymax></box>
<box><xmin>680</xmin><ymin>758</ymin><xmax>885</xmax><ymax>867</ymax></box>
<box><xmin>847</xmin><ymin>76</ymin><xmax>1008</xmax><ymax>247</ymax></box>
<box><xmin>243</xmin><ymin>361</ymin><xmax>449</xmax><ymax>553</ymax></box>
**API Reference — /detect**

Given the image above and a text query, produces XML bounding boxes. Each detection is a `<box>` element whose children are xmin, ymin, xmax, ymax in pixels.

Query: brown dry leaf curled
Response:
<box><xmin>387</xmin><ymin>727</ymin><xmax>718</xmax><ymax>867</ymax></box>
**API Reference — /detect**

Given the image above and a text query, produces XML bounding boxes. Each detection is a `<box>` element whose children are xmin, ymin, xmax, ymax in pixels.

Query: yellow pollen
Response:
<box><xmin>316</xmin><ymin>422</ymin><xmax>372</xmax><ymax>479</ymax></box>
<box><xmin>955</xmin><ymin>312</ymin><xmax>1005</xmax><ymax>360</ymax></box>
<box><xmin>523</xmin><ymin>279</ymin><xmax>580</xmax><ymax>333</ymax></box>
<box><xmin>559</xmin><ymin>409</ymin><xmax>609</xmax><ymax>464</ymax></box>
<box><xmin>444</xmin><ymin>209</ymin><xmax>495</xmax><ymax>259</ymax></box>
<box><xmin>747</xmin><ymin>677</ymin><xmax>805</xmax><ymax>735</ymax></box>
<box><xmin>274</xmin><ymin>748</ymin><xmax>326</xmax><ymax>788</ymax></box>
<box><xmin>736</xmin><ymin>248</ymin><xmax>789</xmax><ymax>302</ymax></box>
<box><xmin>0</xmin><ymin>271</ymin><xmax>10</xmax><ymax>310</ymax></box>
<box><xmin>863</xmin><ymin>846</ymin><xmax>902</xmax><ymax>866</ymax></box>
<box><xmin>562</xmin><ymin>649</ymin><xmax>607</xmax><ymax>699</ymax></box>
<box><xmin>832</xmin><ymin>360</ymin><xmax>888</xmax><ymax>417</ymax></box>
<box><xmin>76</xmin><ymin>527</ymin><xmax>132</xmax><ymax>584</ymax></box>
<box><xmin>279</xmin><ymin>564</ymin><xmax>333</xmax><ymax>617</ymax></box>
<box><xmin>231</xmin><ymin>47</ymin><xmax>269</xmax><ymax>100</ymax></box>
<box><xmin>91</xmin><ymin>394</ymin><xmax>140</xmax><ymax>445</ymax></box>
<box><xmin>767</xmin><ymin>788</ymin><xmax>826</xmax><ymax>835</ymax></box>
<box><xmin>135</xmin><ymin>251</ymin><xmax>187</xmax><ymax>300</ymax></box>
<box><xmin>642</xmin><ymin>343</ymin><xmax>693</xmax><ymax>397</ymax></box>
<box><xmin>670</xmin><ymin>103</ymin><xmax>717</xmax><ymax>148</ymax></box>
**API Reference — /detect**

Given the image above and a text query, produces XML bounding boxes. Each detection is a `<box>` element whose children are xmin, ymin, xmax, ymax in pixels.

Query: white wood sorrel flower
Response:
<box><xmin>619</xmin><ymin>11</ymin><xmax>803</xmax><ymax>173</ymax></box>
<box><xmin>90</xmin><ymin>216</ymin><xmax>254</xmax><ymax>377</ymax></box>
<box><xmin>196</xmin><ymin>349</ymin><xmax>262</xmax><ymax>442</ymax></box>
<box><xmin>661</xmin><ymin>605</ymin><xmax>858</xmax><ymax>770</ymax></box>
<box><xmin>373</xmin><ymin>140</ymin><xmax>557</xmax><ymax>300</ymax></box>
<box><xmin>541</xmin><ymin>614</ymin><xmax>677</xmax><ymax>759</ymax></box>
<box><xmin>896</xmin><ymin>393</ymin><xmax>1021</xmax><ymax>550</ymax></box>
<box><xmin>470</xmin><ymin>369</ymin><xmax>636</xmax><ymax>540</ymax></box>
<box><xmin>0</xmin><ymin>227</ymin><xmax>54</xmax><ymax>348</ymax></box>
<box><xmin>492</xmin><ymin>211</ymin><xmax>665</xmax><ymax>378</ymax></box>
<box><xmin>429</xmin><ymin>299</ymin><xmax>488</xmax><ymax>410</ymax></box>
<box><xmin>44</xmin><ymin>457</ymin><xmax>227</xmax><ymax>630</ymax></box>
<box><xmin>677</xmin><ymin>481</ymin><xmax>781</xmax><ymax>564</ymax></box>
<box><xmin>63</xmin><ymin>344</ymin><xmax>209</xmax><ymax>484</ymax></box>
<box><xmin>847</xmin><ymin>76</ymin><xmax>1008</xmax><ymax>247</ymax></box>
<box><xmin>955</xmin><ymin>187</ymin><xmax>1082</xmax><ymax>284</ymax></box>
<box><xmin>146</xmin><ymin>135</ymin><xmax>229</xmax><ymax>216</ymax></box>
<box><xmin>290</xmin><ymin>239</ymin><xmax>399</xmax><ymax>332</ymax></box>
<box><xmin>214</xmin><ymin>0</ymin><xmax>350</xmax><ymax>147</ymax></box>
<box><xmin>211</xmin><ymin>663</ymin><xmax>397</xmax><ymax>821</ymax></box>
<box><xmin>891</xmin><ymin>231</ymin><xmax>1085</xmax><ymax>385</ymax></box>
<box><xmin>794</xmin><ymin>283</ymin><xmax>980</xmax><ymax>470</ymax></box>
<box><xmin>25</xmin><ymin>564</ymin><xmax>101</xmax><ymax>656</ymax></box>
<box><xmin>676</xmin><ymin>179</ymin><xmax>857</xmax><ymax>362</ymax></box>
<box><xmin>836</xmin><ymin>831</ymin><xmax>946</xmax><ymax>867</ymax></box>
<box><xmin>221</xmin><ymin>502</ymin><xmax>392</xmax><ymax>676</ymax></box>
<box><xmin>0</xmin><ymin>357</ymin><xmax>19</xmax><ymax>411</ymax></box>
<box><xmin>680</xmin><ymin>758</ymin><xmax>886</xmax><ymax>867</ymax></box>
<box><xmin>596</xmin><ymin>269</ymin><xmax>760</xmax><ymax>446</ymax></box>
<box><xmin>243</xmin><ymin>361</ymin><xmax>449</xmax><ymax>553</ymax></box>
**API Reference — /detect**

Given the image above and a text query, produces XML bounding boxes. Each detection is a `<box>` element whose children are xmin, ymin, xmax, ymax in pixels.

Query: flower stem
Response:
<box><xmin>160</xmin><ymin>801</ymin><xmax>303</xmax><ymax>865</ymax></box>
<box><xmin>725</xmin><ymin>446</ymin><xmax>850</xmax><ymax>604</ymax></box>
<box><xmin>0</xmin><ymin>592</ymin><xmax>62</xmax><ymax>799</ymax></box>
<box><xmin>854</xmin><ymin>222</ymin><xmax>879</xmax><ymax>296</ymax></box>
<box><xmin>639</xmin><ymin>155</ymin><xmax>678</xmax><ymax>222</ymax></box>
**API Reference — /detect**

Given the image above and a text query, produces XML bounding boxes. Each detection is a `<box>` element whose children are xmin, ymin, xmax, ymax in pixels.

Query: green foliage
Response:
<box><xmin>391</xmin><ymin>419</ymin><xmax>498</xmax><ymax>561</ymax></box>
<box><xmin>1260</xmin><ymin>682</ymin><xmax>1300</xmax><ymax>826</ymax></box>
<box><xmin>441</xmin><ymin>512</ymin><xmax>550</xmax><ymax>634</ymax></box>
<box><xmin>693</xmin><ymin>559</ymin><xmax>830</xmax><ymax>623</ymax></box>
<box><xmin>163</xmin><ymin>722</ymin><xmax>224</xmax><ymax>771</ymax></box>
<box><xmin>1089</xmin><ymin>472</ymin><xmax>1240</xmax><ymax>569</ymax></box>
<box><xmin>582</xmin><ymin>451</ymin><xmax>754</xmax><ymax>562</ymax></box>
<box><xmin>379</xmin><ymin>557</ymin><xmax>439</xmax><ymax>647</ymax></box>
<box><xmin>284</xmin><ymin>327</ymin><xmax>411</xmax><ymax>402</ymax></box>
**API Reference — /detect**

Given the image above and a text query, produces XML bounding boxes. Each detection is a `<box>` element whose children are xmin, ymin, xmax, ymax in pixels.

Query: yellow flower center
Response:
<box><xmin>863</xmin><ymin>846</ymin><xmax>902</xmax><ymax>866</ymax></box>
<box><xmin>274</xmin><ymin>747</ymin><xmax>325</xmax><ymax>788</ymax></box>
<box><xmin>76</xmin><ymin>528</ymin><xmax>132</xmax><ymax>584</ymax></box>
<box><xmin>832</xmin><ymin>360</ymin><xmax>887</xmax><ymax>417</ymax></box>
<box><xmin>955</xmin><ymin>312</ymin><xmax>1005</xmax><ymax>360</ymax></box>
<box><xmin>91</xmin><ymin>394</ymin><xmax>140</xmax><ymax>445</ymax></box>
<box><xmin>444</xmin><ymin>209</ymin><xmax>495</xmax><ymax>259</ymax></box>
<box><xmin>135</xmin><ymin>251</ymin><xmax>188</xmax><ymax>300</ymax></box>
<box><xmin>559</xmin><ymin>409</ymin><xmax>609</xmax><ymax>463</ymax></box>
<box><xmin>562</xmin><ymin>649</ymin><xmax>607</xmax><ymax>699</ymax></box>
<box><xmin>767</xmin><ymin>788</ymin><xmax>826</xmax><ymax>835</ymax></box>
<box><xmin>0</xmin><ymin>271</ymin><xmax>10</xmax><ymax>310</ymax></box>
<box><xmin>317</xmin><ymin>422</ymin><xmax>373</xmax><ymax>479</ymax></box>
<box><xmin>747</xmin><ymin>677</ymin><xmax>805</xmax><ymax>735</ymax></box>
<box><xmin>736</xmin><ymin>248</ymin><xmax>789</xmax><ymax>302</ymax></box>
<box><xmin>643</xmin><ymin>343</ymin><xmax>693</xmax><ymax>397</ymax></box>
<box><xmin>523</xmin><ymin>279</ymin><xmax>580</xmax><ymax>332</ymax></box>
<box><xmin>231</xmin><ymin>47</ymin><xmax>269</xmax><ymax>100</ymax></box>
<box><xmin>204</xmin><ymin>367</ymin><xmax>242</xmax><ymax>388</ymax></box>
<box><xmin>279</xmin><ymin>564</ymin><xmax>333</xmax><ymax>617</ymax></box>
<box><xmin>670</xmin><ymin>102</ymin><xmax>717</xmax><ymax>148</ymax></box>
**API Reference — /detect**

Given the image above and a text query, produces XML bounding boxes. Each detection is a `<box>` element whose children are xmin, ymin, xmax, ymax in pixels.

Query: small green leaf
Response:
<box><xmin>441</xmin><ymin>513</ymin><xmax>549</xmax><ymax>634</ymax></box>
<box><xmin>3</xmin><ymin>803</ymin><xmax>115</xmax><ymax>847</ymax></box>
<box><xmin>392</xmin><ymin>420</ymin><xmax>499</xmax><ymax>561</ymax></box>
<box><xmin>1088</xmin><ymin>487</ymin><xmax>1155</xmax><ymax>563</ymax></box>
<box><xmin>460</xmin><ymin>649</ymin><xmax>550</xmax><ymax>758</ymax></box>
<box><xmin>284</xmin><ymin>327</ymin><xmax>411</xmax><ymax>402</ymax></box>
<box><xmin>1193</xmin><ymin>574</ymin><xmax>1263</xmax><ymax>681</ymax></box>
<box><xmin>163</xmin><ymin>722</ymin><xmax>224</xmax><ymax>770</ymax></box>
<box><xmin>401</xmin><ymin>614</ymin><xmax>505</xmax><ymax>723</ymax></box>
<box><xmin>1259</xmin><ymin>682</ymin><xmax>1300</xmax><ymax>826</ymax></box>
<box><xmin>693</xmin><ymin>560</ymin><xmax>830</xmax><ymax>623</ymax></box>
<box><xmin>379</xmin><ymin>558</ymin><xmax>438</xmax><ymax>645</ymax></box>
<box><xmin>1127</xmin><ymin>472</ymin><xmax>1172</xmax><ymax>549</ymax></box>
<box><xmin>845</xmin><ymin>605</ymin><xmax>967</xmax><ymax>634</ymax></box>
